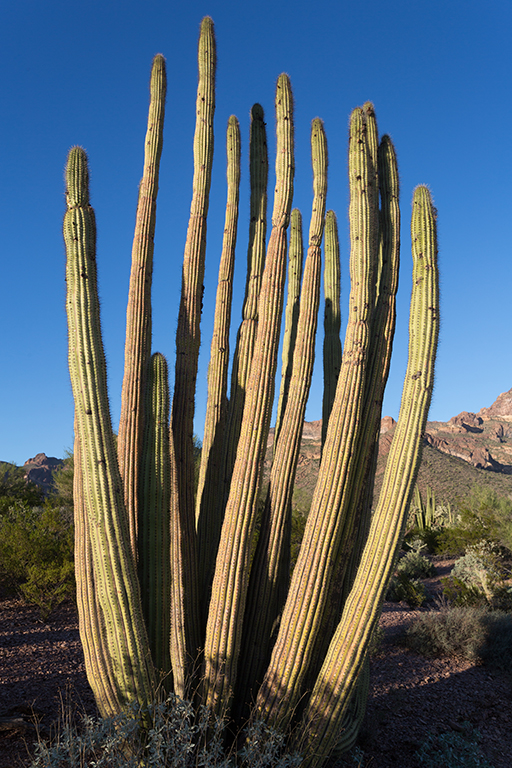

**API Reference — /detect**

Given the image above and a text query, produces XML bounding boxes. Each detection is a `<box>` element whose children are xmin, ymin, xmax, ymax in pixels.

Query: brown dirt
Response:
<box><xmin>1</xmin><ymin>558</ymin><xmax>511</xmax><ymax>767</ymax></box>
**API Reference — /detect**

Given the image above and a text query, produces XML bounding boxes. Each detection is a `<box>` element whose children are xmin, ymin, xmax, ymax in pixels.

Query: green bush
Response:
<box><xmin>438</xmin><ymin>486</ymin><xmax>512</xmax><ymax>556</ymax></box>
<box><xmin>442</xmin><ymin>540</ymin><xmax>510</xmax><ymax>607</ymax></box>
<box><xmin>406</xmin><ymin>605</ymin><xmax>512</xmax><ymax>671</ymax></box>
<box><xmin>441</xmin><ymin>575</ymin><xmax>486</xmax><ymax>607</ymax></box>
<box><xmin>386</xmin><ymin>572</ymin><xmax>426</xmax><ymax>607</ymax></box>
<box><xmin>397</xmin><ymin>549</ymin><xmax>436</xmax><ymax>579</ymax></box>
<box><xmin>0</xmin><ymin>462</ymin><xmax>45</xmax><ymax>515</ymax></box>
<box><xmin>0</xmin><ymin>500</ymin><xmax>74</xmax><ymax>617</ymax></box>
<box><xmin>415</xmin><ymin>723</ymin><xmax>494</xmax><ymax>767</ymax></box>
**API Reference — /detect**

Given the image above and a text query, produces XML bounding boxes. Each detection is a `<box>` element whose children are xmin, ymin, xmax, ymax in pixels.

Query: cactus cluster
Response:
<box><xmin>64</xmin><ymin>16</ymin><xmax>439</xmax><ymax>767</ymax></box>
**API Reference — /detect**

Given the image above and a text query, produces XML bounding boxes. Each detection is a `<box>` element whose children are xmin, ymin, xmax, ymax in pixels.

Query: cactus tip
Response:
<box><xmin>65</xmin><ymin>146</ymin><xmax>89</xmax><ymax>209</ymax></box>
<box><xmin>251</xmin><ymin>103</ymin><xmax>265</xmax><ymax>121</ymax></box>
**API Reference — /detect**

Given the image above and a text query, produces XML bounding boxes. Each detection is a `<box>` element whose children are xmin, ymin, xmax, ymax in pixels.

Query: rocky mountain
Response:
<box><xmin>23</xmin><ymin>453</ymin><xmax>64</xmax><ymax>495</ymax></box>
<box><xmin>264</xmin><ymin>387</ymin><xmax>512</xmax><ymax>511</ymax></box>
<box><xmin>21</xmin><ymin>387</ymin><xmax>512</xmax><ymax>507</ymax></box>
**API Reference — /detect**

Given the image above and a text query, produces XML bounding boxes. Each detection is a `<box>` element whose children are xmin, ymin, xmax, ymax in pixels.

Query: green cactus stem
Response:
<box><xmin>64</xmin><ymin>146</ymin><xmax>156</xmax><ymax>716</ymax></box>
<box><xmin>223</xmin><ymin>103</ymin><xmax>268</xmax><ymax>495</ymax></box>
<box><xmin>274</xmin><ymin>207</ymin><xmax>304</xmax><ymax>447</ymax></box>
<box><xmin>138</xmin><ymin>352</ymin><xmax>171</xmax><ymax>684</ymax></box>
<box><xmin>196</xmin><ymin>115</ymin><xmax>241</xmax><ymax>611</ymax></box>
<box><xmin>73</xmin><ymin>427</ymin><xmax>121</xmax><ymax>717</ymax></box>
<box><xmin>170</xmin><ymin>16</ymin><xmax>216</xmax><ymax>683</ymax></box>
<box><xmin>297</xmin><ymin>185</ymin><xmax>438</xmax><ymax>766</ymax></box>
<box><xmin>235</xmin><ymin>119</ymin><xmax>327</xmax><ymax>717</ymax></box>
<box><xmin>304</xmin><ymin>132</ymin><xmax>400</xmax><ymax>694</ymax></box>
<box><xmin>255</xmin><ymin>105</ymin><xmax>380</xmax><ymax>729</ymax></box>
<box><xmin>118</xmin><ymin>54</ymin><xmax>166</xmax><ymax>559</ymax></box>
<box><xmin>203</xmin><ymin>73</ymin><xmax>294</xmax><ymax>717</ymax></box>
<box><xmin>322</xmin><ymin>210</ymin><xmax>341</xmax><ymax>446</ymax></box>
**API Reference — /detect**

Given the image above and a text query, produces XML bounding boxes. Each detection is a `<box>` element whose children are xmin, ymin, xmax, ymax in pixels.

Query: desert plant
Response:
<box><xmin>450</xmin><ymin>540</ymin><xmax>504</xmax><ymax>601</ymax></box>
<box><xmin>415</xmin><ymin>723</ymin><xmax>494</xmax><ymax>768</ymax></box>
<box><xmin>63</xmin><ymin>17</ymin><xmax>439</xmax><ymax>766</ymax></box>
<box><xmin>30</xmin><ymin>694</ymin><xmax>303</xmax><ymax>768</ymax></box>
<box><xmin>0</xmin><ymin>501</ymin><xmax>74</xmax><ymax>615</ymax></box>
<box><xmin>438</xmin><ymin>485</ymin><xmax>512</xmax><ymax>556</ymax></box>
<box><xmin>0</xmin><ymin>462</ymin><xmax>45</xmax><ymax>514</ymax></box>
<box><xmin>386</xmin><ymin>572</ymin><xmax>427</xmax><ymax>607</ymax></box>
<box><xmin>397</xmin><ymin>549</ymin><xmax>436</xmax><ymax>579</ymax></box>
<box><xmin>406</xmin><ymin>604</ymin><xmax>512</xmax><ymax>671</ymax></box>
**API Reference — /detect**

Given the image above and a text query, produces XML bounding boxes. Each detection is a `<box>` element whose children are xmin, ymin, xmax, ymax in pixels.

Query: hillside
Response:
<box><xmin>264</xmin><ymin>387</ymin><xmax>512</xmax><ymax>513</ymax></box>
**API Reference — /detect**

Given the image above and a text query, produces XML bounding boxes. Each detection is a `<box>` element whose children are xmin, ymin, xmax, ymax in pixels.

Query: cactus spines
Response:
<box><xmin>118</xmin><ymin>54</ymin><xmax>166</xmax><ymax>558</ymax></box>
<box><xmin>64</xmin><ymin>146</ymin><xmax>156</xmax><ymax>715</ymax></box>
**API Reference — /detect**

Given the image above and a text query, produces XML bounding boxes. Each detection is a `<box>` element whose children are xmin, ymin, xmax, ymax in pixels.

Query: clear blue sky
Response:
<box><xmin>1</xmin><ymin>0</ymin><xmax>511</xmax><ymax>465</ymax></box>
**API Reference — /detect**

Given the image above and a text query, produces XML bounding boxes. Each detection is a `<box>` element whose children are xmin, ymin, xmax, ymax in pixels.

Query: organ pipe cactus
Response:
<box><xmin>64</xmin><ymin>16</ymin><xmax>439</xmax><ymax>767</ymax></box>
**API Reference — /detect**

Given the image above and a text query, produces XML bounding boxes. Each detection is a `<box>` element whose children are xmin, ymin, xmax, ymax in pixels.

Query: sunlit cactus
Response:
<box><xmin>64</xmin><ymin>16</ymin><xmax>439</xmax><ymax>767</ymax></box>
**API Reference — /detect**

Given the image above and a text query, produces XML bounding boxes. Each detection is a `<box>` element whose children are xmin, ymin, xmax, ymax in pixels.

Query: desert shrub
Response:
<box><xmin>30</xmin><ymin>695</ymin><xmax>302</xmax><ymax>768</ymax></box>
<box><xmin>0</xmin><ymin>462</ymin><xmax>45</xmax><ymax>515</ymax></box>
<box><xmin>442</xmin><ymin>540</ymin><xmax>510</xmax><ymax>608</ymax></box>
<box><xmin>406</xmin><ymin>605</ymin><xmax>487</xmax><ymax>660</ymax></box>
<box><xmin>0</xmin><ymin>500</ymin><xmax>74</xmax><ymax>616</ymax></box>
<box><xmin>451</xmin><ymin>541</ymin><xmax>503</xmax><ymax>599</ymax></box>
<box><xmin>438</xmin><ymin>486</ymin><xmax>512</xmax><ymax>556</ymax></box>
<box><xmin>415</xmin><ymin>722</ymin><xmax>493</xmax><ymax>767</ymax></box>
<box><xmin>397</xmin><ymin>549</ymin><xmax>436</xmax><ymax>579</ymax></box>
<box><xmin>386</xmin><ymin>572</ymin><xmax>426</xmax><ymax>607</ymax></box>
<box><xmin>20</xmin><ymin>561</ymin><xmax>75</xmax><ymax>621</ymax></box>
<box><xmin>441</xmin><ymin>575</ymin><xmax>486</xmax><ymax>607</ymax></box>
<box><xmin>406</xmin><ymin>605</ymin><xmax>512</xmax><ymax>671</ymax></box>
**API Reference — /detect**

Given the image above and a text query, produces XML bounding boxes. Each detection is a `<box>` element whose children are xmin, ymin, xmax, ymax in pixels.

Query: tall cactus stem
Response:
<box><xmin>118</xmin><ymin>54</ymin><xmax>167</xmax><ymax>558</ymax></box>
<box><xmin>305</xmin><ymin>134</ymin><xmax>400</xmax><ymax>691</ymax></box>
<box><xmin>64</xmin><ymin>146</ymin><xmax>156</xmax><ymax>715</ymax></box>
<box><xmin>223</xmin><ymin>103</ymin><xmax>268</xmax><ymax>492</ymax></box>
<box><xmin>322</xmin><ymin>210</ymin><xmax>341</xmax><ymax>446</ymax></box>
<box><xmin>196</xmin><ymin>115</ymin><xmax>241</xmax><ymax>613</ymax></box>
<box><xmin>138</xmin><ymin>352</ymin><xmax>171</xmax><ymax>684</ymax></box>
<box><xmin>171</xmin><ymin>16</ymin><xmax>215</xmax><ymax>673</ymax></box>
<box><xmin>203</xmin><ymin>74</ymin><xmax>294</xmax><ymax>717</ymax></box>
<box><xmin>235</xmin><ymin>119</ymin><xmax>327</xmax><ymax>716</ymax></box>
<box><xmin>255</xmin><ymin>106</ymin><xmax>379</xmax><ymax>728</ymax></box>
<box><xmin>274</xmin><ymin>207</ymin><xmax>304</xmax><ymax>446</ymax></box>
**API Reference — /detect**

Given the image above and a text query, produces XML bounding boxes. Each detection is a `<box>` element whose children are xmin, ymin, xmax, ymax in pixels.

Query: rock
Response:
<box><xmin>380</xmin><ymin>416</ymin><xmax>396</xmax><ymax>434</ymax></box>
<box><xmin>448</xmin><ymin>411</ymin><xmax>483</xmax><ymax>432</ymax></box>
<box><xmin>24</xmin><ymin>453</ymin><xmax>64</xmax><ymax>495</ymax></box>
<box><xmin>479</xmin><ymin>388</ymin><xmax>512</xmax><ymax>421</ymax></box>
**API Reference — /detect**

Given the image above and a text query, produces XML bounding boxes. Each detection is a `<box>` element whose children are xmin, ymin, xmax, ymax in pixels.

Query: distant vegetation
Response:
<box><xmin>0</xmin><ymin>457</ymin><xmax>74</xmax><ymax>619</ymax></box>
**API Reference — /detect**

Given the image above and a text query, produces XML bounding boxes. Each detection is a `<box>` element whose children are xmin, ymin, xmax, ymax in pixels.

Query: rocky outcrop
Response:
<box><xmin>380</xmin><ymin>416</ymin><xmax>396</xmax><ymax>434</ymax></box>
<box><xmin>448</xmin><ymin>411</ymin><xmax>483</xmax><ymax>433</ymax></box>
<box><xmin>479</xmin><ymin>388</ymin><xmax>512</xmax><ymax>422</ymax></box>
<box><xmin>24</xmin><ymin>453</ymin><xmax>64</xmax><ymax>495</ymax></box>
